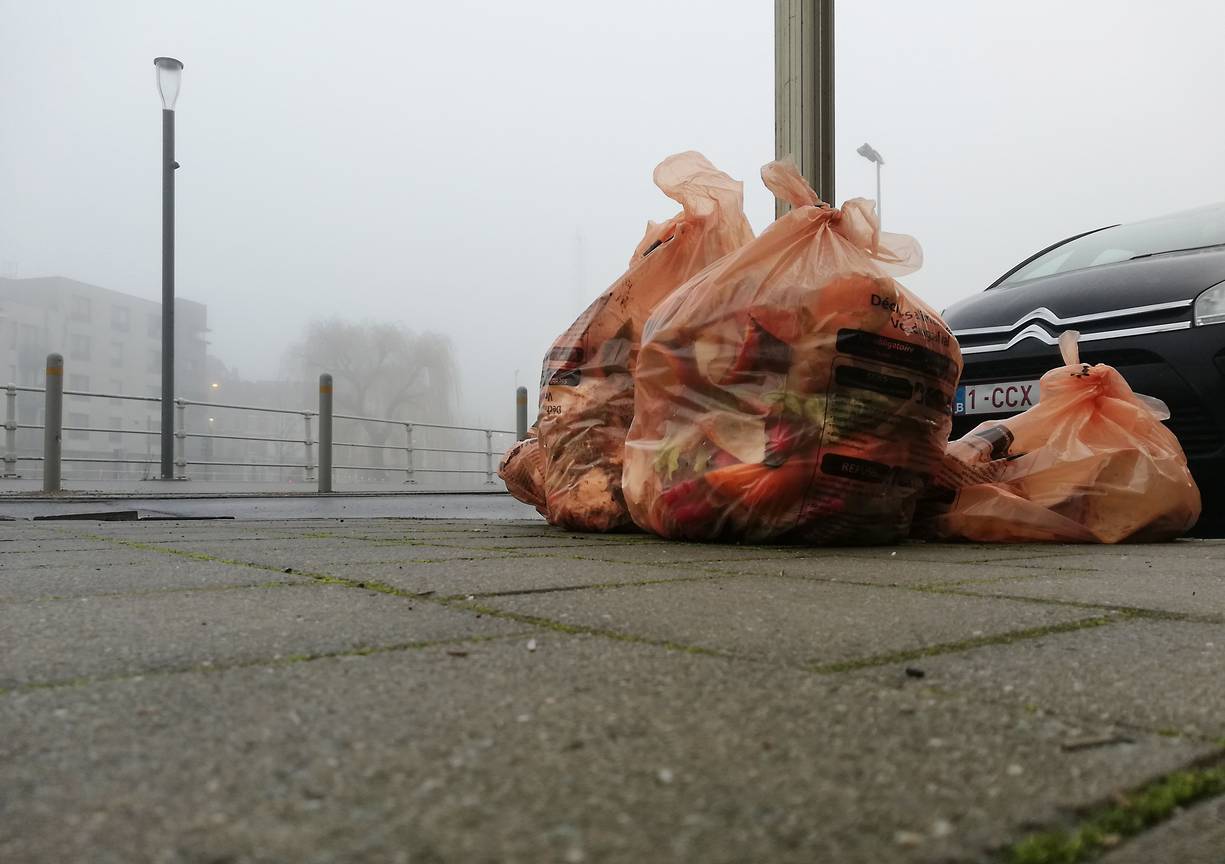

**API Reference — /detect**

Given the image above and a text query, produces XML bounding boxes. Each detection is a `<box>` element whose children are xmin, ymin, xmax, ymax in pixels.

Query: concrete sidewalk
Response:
<box><xmin>1</xmin><ymin>515</ymin><xmax>1223</xmax><ymax>863</ymax></box>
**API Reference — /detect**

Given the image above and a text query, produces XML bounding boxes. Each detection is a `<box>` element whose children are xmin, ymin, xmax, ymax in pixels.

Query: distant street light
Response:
<box><xmin>155</xmin><ymin>56</ymin><xmax>183</xmax><ymax>480</ymax></box>
<box><xmin>856</xmin><ymin>142</ymin><xmax>885</xmax><ymax>226</ymax></box>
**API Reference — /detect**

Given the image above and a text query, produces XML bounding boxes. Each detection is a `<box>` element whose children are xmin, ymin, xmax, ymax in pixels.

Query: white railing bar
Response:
<box><xmin>178</xmin><ymin>398</ymin><xmax>316</xmax><ymax>417</ymax></box>
<box><xmin>12</xmin><ymin>385</ymin><xmax>160</xmax><ymax>403</ymax></box>
<box><xmin>331</xmin><ymin>412</ymin><xmax>512</xmax><ymax>435</ymax></box>
<box><xmin>183</xmin><ymin>432</ymin><xmax>304</xmax><ymax>444</ymax></box>
<box><xmin>331</xmin><ymin>464</ymin><xmax>492</xmax><ymax>474</ymax></box>
<box><xmin>51</xmin><ymin>426</ymin><xmax>161</xmax><ymax>436</ymax></box>
<box><xmin>190</xmin><ymin>460</ymin><xmax>308</xmax><ymax>469</ymax></box>
<box><xmin>409</xmin><ymin>446</ymin><xmax>490</xmax><ymax>456</ymax></box>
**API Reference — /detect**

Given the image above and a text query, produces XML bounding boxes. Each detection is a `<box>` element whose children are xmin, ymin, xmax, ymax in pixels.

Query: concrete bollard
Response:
<box><xmin>515</xmin><ymin>386</ymin><xmax>529</xmax><ymax>441</ymax></box>
<box><xmin>318</xmin><ymin>373</ymin><xmax>333</xmax><ymax>493</ymax></box>
<box><xmin>43</xmin><ymin>353</ymin><xmax>63</xmax><ymax>492</ymax></box>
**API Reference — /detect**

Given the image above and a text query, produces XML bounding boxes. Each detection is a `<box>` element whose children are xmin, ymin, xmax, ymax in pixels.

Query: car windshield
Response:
<box><xmin>999</xmin><ymin>202</ymin><xmax>1225</xmax><ymax>286</ymax></box>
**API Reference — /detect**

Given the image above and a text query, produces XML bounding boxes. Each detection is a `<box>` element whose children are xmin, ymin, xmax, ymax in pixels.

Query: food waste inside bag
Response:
<box><xmin>622</xmin><ymin>158</ymin><xmax>963</xmax><ymax>544</ymax></box>
<box><xmin>500</xmin><ymin>151</ymin><xmax>755</xmax><ymax>531</ymax></box>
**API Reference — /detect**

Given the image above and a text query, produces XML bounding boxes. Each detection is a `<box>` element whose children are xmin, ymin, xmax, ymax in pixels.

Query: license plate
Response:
<box><xmin>954</xmin><ymin>379</ymin><xmax>1040</xmax><ymax>416</ymax></box>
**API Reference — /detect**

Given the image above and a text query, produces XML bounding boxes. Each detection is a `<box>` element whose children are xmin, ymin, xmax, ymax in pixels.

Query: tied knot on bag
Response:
<box><xmin>760</xmin><ymin>157</ymin><xmax>922</xmax><ymax>276</ymax></box>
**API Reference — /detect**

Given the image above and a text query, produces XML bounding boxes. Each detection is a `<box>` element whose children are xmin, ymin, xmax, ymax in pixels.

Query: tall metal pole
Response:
<box><xmin>775</xmin><ymin>0</ymin><xmax>835</xmax><ymax>214</ymax></box>
<box><xmin>160</xmin><ymin>107</ymin><xmax>175</xmax><ymax>479</ymax></box>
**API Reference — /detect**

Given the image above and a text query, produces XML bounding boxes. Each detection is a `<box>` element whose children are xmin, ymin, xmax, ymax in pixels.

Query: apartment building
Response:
<box><xmin>0</xmin><ymin>276</ymin><xmax>208</xmax><ymax>473</ymax></box>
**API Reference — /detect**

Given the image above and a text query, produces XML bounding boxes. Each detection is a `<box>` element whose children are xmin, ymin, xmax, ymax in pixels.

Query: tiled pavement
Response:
<box><xmin>1</xmin><ymin>515</ymin><xmax>1223</xmax><ymax>863</ymax></box>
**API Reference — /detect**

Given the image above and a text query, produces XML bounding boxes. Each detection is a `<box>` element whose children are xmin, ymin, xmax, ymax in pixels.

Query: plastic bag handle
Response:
<box><xmin>1059</xmin><ymin>330</ymin><xmax>1081</xmax><ymax>367</ymax></box>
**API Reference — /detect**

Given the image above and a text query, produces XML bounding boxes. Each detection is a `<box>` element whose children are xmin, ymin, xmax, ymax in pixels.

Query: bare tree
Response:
<box><xmin>288</xmin><ymin>319</ymin><xmax>459</xmax><ymax>468</ymax></box>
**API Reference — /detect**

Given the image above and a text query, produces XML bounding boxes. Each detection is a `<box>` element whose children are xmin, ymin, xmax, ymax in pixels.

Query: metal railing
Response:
<box><xmin>4</xmin><ymin>355</ymin><xmax>518</xmax><ymax>493</ymax></box>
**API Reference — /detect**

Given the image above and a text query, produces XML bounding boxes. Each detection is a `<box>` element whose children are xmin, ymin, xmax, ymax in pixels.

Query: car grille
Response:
<box><xmin>954</xmin><ymin>302</ymin><xmax>1192</xmax><ymax>354</ymax></box>
<box><xmin>960</xmin><ymin>348</ymin><xmax>1160</xmax><ymax>383</ymax></box>
<box><xmin>1166</xmin><ymin>404</ymin><xmax>1221</xmax><ymax>457</ymax></box>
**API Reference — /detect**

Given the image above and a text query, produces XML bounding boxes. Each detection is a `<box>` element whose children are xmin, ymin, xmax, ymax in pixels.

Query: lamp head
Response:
<box><xmin>154</xmin><ymin>57</ymin><xmax>184</xmax><ymax>110</ymax></box>
<box><xmin>856</xmin><ymin>142</ymin><xmax>884</xmax><ymax>165</ymax></box>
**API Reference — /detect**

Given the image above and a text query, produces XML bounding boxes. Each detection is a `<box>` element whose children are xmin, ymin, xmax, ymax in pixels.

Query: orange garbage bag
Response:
<box><xmin>622</xmin><ymin>158</ymin><xmax>963</xmax><ymax>543</ymax></box>
<box><xmin>501</xmin><ymin>151</ymin><xmax>755</xmax><ymax>531</ymax></box>
<box><xmin>498</xmin><ymin>432</ymin><xmax>546</xmax><ymax>517</ymax></box>
<box><xmin>914</xmin><ymin>331</ymin><xmax>1201</xmax><ymax>543</ymax></box>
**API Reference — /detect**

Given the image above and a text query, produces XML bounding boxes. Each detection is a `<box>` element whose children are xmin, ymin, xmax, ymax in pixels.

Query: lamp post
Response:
<box><xmin>856</xmin><ymin>142</ymin><xmax>884</xmax><ymax>226</ymax></box>
<box><xmin>155</xmin><ymin>56</ymin><xmax>183</xmax><ymax>480</ymax></box>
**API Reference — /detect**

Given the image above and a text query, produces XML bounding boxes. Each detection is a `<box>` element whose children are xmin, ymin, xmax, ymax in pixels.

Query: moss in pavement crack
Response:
<box><xmin>0</xmin><ymin>630</ymin><xmax>537</xmax><ymax>697</ymax></box>
<box><xmin>444</xmin><ymin>599</ymin><xmax>729</xmax><ymax>659</ymax></box>
<box><xmin>1003</xmin><ymin>758</ymin><xmax>1225</xmax><ymax>864</ymax></box>
<box><xmin>809</xmin><ymin>615</ymin><xmax>1120</xmax><ymax>674</ymax></box>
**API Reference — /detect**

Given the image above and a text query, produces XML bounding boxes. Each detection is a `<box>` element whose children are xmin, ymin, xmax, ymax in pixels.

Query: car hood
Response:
<box><xmin>943</xmin><ymin>246</ymin><xmax>1225</xmax><ymax>331</ymax></box>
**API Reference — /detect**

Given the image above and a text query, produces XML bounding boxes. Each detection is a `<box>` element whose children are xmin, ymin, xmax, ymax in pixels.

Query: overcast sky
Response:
<box><xmin>2</xmin><ymin>1</ymin><xmax>1221</xmax><ymax>427</ymax></box>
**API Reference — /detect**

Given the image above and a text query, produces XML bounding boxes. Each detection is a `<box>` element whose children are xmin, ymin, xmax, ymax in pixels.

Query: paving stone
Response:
<box><xmin>140</xmin><ymin>538</ymin><xmax>514</xmax><ymax>568</ymax></box>
<box><xmin>310</xmin><ymin>556</ymin><xmax>727</xmax><ymax>598</ymax></box>
<box><xmin>0</xmin><ymin>585</ymin><xmax>517</xmax><ymax>688</ymax></box>
<box><xmin>562</xmin><ymin>543</ymin><xmax>828</xmax><ymax>566</ymax></box>
<box><xmin>1098</xmin><ymin>796</ymin><xmax>1225</xmax><ymax>864</ymax></box>
<box><xmin>0</xmin><ymin>538</ymin><xmax>118</xmax><ymax>553</ymax></box>
<box><xmin>0</xmin><ymin>635</ymin><xmax>1208</xmax><ymax>864</ymax></box>
<box><xmin>0</xmin><ymin>549</ymin><xmax>167</xmax><ymax>571</ymax></box>
<box><xmin>679</xmin><ymin>553</ymin><xmax>1089</xmax><ymax>586</ymax></box>
<box><xmin>857</xmin><ymin>618</ymin><xmax>1225</xmax><ymax>738</ymax></box>
<box><xmin>949</xmin><ymin>567</ymin><xmax>1225</xmax><ymax>617</ymax></box>
<box><xmin>0</xmin><ymin>558</ymin><xmax>308</xmax><ymax>601</ymax></box>
<box><xmin>985</xmin><ymin>546</ymin><xmax>1225</xmax><ymax>575</ymax></box>
<box><xmin>477</xmin><ymin>576</ymin><xmax>1111</xmax><ymax>666</ymax></box>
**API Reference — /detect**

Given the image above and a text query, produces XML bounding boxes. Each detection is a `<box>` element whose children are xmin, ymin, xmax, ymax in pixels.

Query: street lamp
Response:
<box><xmin>856</xmin><ymin>142</ymin><xmax>884</xmax><ymax>226</ymax></box>
<box><xmin>154</xmin><ymin>56</ymin><xmax>183</xmax><ymax>479</ymax></box>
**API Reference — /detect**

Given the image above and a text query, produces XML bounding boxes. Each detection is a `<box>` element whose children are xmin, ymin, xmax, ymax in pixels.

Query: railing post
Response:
<box><xmin>485</xmin><ymin>429</ymin><xmax>495</xmax><ymax>485</ymax></box>
<box><xmin>303</xmin><ymin>411</ymin><xmax>315</xmax><ymax>483</ymax></box>
<box><xmin>515</xmin><ymin>386</ymin><xmax>528</xmax><ymax>441</ymax></box>
<box><xmin>403</xmin><ymin>422</ymin><xmax>415</xmax><ymax>485</ymax></box>
<box><xmin>318</xmin><ymin>374</ymin><xmax>332</xmax><ymax>493</ymax></box>
<box><xmin>3</xmin><ymin>383</ymin><xmax>19</xmax><ymax>478</ymax></box>
<box><xmin>174</xmin><ymin>399</ymin><xmax>188</xmax><ymax>479</ymax></box>
<box><xmin>43</xmin><ymin>354</ymin><xmax>63</xmax><ymax>492</ymax></box>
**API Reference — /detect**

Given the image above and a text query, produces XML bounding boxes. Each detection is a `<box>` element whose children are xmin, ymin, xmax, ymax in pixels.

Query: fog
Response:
<box><xmin>2</xmin><ymin>0</ymin><xmax>1222</xmax><ymax>429</ymax></box>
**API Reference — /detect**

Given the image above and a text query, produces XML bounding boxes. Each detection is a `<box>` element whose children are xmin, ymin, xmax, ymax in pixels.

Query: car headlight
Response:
<box><xmin>1194</xmin><ymin>281</ymin><xmax>1225</xmax><ymax>326</ymax></box>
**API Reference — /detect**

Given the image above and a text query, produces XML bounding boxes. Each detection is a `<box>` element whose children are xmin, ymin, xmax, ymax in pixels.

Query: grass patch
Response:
<box><xmin>1004</xmin><ymin>761</ymin><xmax>1225</xmax><ymax>863</ymax></box>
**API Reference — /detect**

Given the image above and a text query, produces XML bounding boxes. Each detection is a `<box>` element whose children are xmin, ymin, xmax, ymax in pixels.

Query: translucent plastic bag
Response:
<box><xmin>498</xmin><ymin>432</ymin><xmax>546</xmax><ymax>517</ymax></box>
<box><xmin>622</xmin><ymin>159</ymin><xmax>962</xmax><ymax>543</ymax></box>
<box><xmin>914</xmin><ymin>331</ymin><xmax>1201</xmax><ymax>543</ymax></box>
<box><xmin>505</xmin><ymin>152</ymin><xmax>755</xmax><ymax>531</ymax></box>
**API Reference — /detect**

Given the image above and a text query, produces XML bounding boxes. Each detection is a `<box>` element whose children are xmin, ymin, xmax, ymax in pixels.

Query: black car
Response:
<box><xmin>942</xmin><ymin>203</ymin><xmax>1225</xmax><ymax>514</ymax></box>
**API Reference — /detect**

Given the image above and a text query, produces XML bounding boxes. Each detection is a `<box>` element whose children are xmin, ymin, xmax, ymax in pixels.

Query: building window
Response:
<box><xmin>148</xmin><ymin>314</ymin><xmax>161</xmax><ymax>338</ymax></box>
<box><xmin>67</xmin><ymin>411</ymin><xmax>89</xmax><ymax>440</ymax></box>
<box><xmin>109</xmin><ymin>416</ymin><xmax>123</xmax><ymax>444</ymax></box>
<box><xmin>111</xmin><ymin>306</ymin><xmax>130</xmax><ymax>332</ymax></box>
<box><xmin>110</xmin><ymin>340</ymin><xmax>124</xmax><ymax>367</ymax></box>
<box><xmin>69</xmin><ymin>333</ymin><xmax>91</xmax><ymax>361</ymax></box>
<box><xmin>70</xmin><ymin>296</ymin><xmax>91</xmax><ymax>322</ymax></box>
<box><xmin>110</xmin><ymin>378</ymin><xmax>124</xmax><ymax>405</ymax></box>
<box><xmin>147</xmin><ymin>349</ymin><xmax>161</xmax><ymax>374</ymax></box>
<box><xmin>68</xmin><ymin>374</ymin><xmax>90</xmax><ymax>394</ymax></box>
